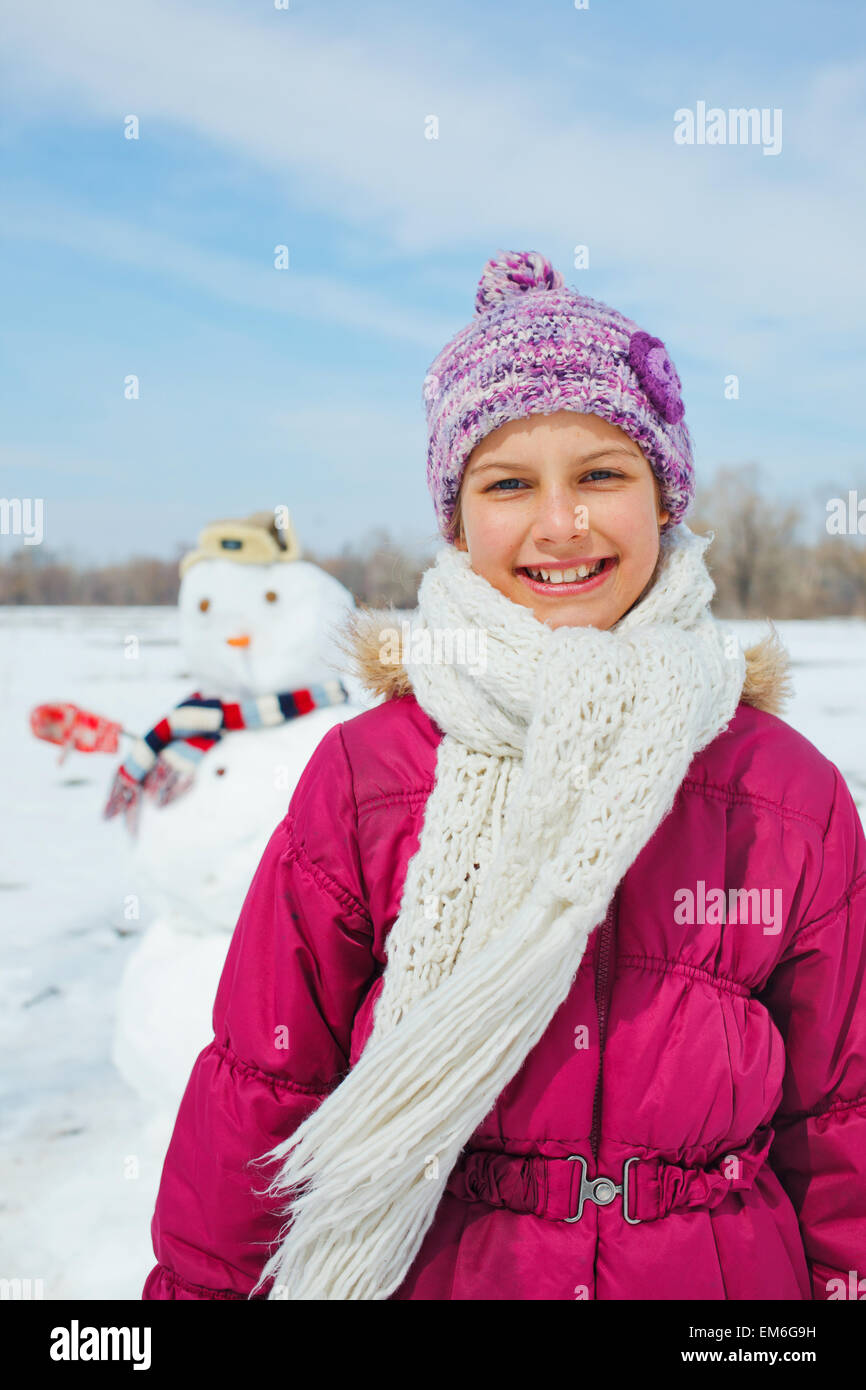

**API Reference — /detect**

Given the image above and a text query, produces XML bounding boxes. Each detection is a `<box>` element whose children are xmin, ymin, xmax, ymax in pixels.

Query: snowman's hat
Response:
<box><xmin>179</xmin><ymin>509</ymin><xmax>302</xmax><ymax>578</ymax></box>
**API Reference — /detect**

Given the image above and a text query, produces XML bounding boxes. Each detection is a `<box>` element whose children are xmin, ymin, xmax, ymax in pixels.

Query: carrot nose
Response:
<box><xmin>226</xmin><ymin>634</ymin><xmax>251</xmax><ymax>648</ymax></box>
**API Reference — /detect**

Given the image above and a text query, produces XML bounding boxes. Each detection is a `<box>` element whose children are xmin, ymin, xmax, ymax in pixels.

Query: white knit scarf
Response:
<box><xmin>250</xmin><ymin>523</ymin><xmax>745</xmax><ymax>1300</ymax></box>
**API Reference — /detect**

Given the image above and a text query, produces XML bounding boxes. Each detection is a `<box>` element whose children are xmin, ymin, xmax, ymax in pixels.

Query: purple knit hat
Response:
<box><xmin>423</xmin><ymin>250</ymin><xmax>694</xmax><ymax>540</ymax></box>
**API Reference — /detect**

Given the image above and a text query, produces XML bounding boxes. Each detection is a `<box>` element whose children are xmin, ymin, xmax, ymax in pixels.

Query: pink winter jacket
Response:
<box><xmin>142</xmin><ymin>622</ymin><xmax>866</xmax><ymax>1300</ymax></box>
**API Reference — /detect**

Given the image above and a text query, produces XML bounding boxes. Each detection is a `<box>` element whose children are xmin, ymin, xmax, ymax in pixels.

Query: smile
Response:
<box><xmin>515</xmin><ymin>557</ymin><xmax>617</xmax><ymax>595</ymax></box>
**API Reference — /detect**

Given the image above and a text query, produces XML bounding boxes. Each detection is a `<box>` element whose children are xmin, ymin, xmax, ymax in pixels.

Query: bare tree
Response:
<box><xmin>686</xmin><ymin>463</ymin><xmax>865</xmax><ymax>618</ymax></box>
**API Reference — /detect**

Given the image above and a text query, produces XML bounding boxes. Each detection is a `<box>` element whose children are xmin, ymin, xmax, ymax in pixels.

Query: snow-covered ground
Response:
<box><xmin>1</xmin><ymin>605</ymin><xmax>864</xmax><ymax>1300</ymax></box>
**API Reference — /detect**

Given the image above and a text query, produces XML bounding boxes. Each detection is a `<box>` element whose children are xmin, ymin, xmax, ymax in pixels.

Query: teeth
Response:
<box><xmin>526</xmin><ymin>561</ymin><xmax>603</xmax><ymax>582</ymax></box>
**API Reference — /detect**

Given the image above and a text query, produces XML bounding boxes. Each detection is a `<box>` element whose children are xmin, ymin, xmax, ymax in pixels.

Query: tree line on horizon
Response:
<box><xmin>1</xmin><ymin>464</ymin><xmax>865</xmax><ymax>619</ymax></box>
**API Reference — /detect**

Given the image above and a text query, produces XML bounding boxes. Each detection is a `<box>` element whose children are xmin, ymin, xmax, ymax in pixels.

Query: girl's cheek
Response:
<box><xmin>601</xmin><ymin>491</ymin><xmax>660</xmax><ymax>550</ymax></box>
<box><xmin>478</xmin><ymin>505</ymin><xmax>528</xmax><ymax>547</ymax></box>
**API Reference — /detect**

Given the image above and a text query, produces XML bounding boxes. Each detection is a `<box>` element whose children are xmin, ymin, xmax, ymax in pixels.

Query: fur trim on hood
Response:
<box><xmin>333</xmin><ymin>605</ymin><xmax>793</xmax><ymax>719</ymax></box>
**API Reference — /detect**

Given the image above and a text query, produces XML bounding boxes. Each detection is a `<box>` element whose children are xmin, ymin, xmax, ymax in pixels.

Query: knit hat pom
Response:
<box><xmin>474</xmin><ymin>250</ymin><xmax>565</xmax><ymax>316</ymax></box>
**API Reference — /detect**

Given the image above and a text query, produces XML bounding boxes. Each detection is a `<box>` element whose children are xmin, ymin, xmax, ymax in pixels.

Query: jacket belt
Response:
<box><xmin>443</xmin><ymin>1125</ymin><xmax>776</xmax><ymax>1224</ymax></box>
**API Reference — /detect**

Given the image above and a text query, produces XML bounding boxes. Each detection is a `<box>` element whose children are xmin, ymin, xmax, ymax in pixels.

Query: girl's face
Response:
<box><xmin>453</xmin><ymin>410</ymin><xmax>670</xmax><ymax>631</ymax></box>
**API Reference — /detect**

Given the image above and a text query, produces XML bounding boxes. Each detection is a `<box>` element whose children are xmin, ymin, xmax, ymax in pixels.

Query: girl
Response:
<box><xmin>143</xmin><ymin>250</ymin><xmax>866</xmax><ymax>1301</ymax></box>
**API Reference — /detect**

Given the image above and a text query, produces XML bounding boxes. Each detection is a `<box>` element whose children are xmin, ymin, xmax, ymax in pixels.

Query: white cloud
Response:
<box><xmin>0</xmin><ymin>201</ymin><xmax>453</xmax><ymax>348</ymax></box>
<box><xmin>1</xmin><ymin>0</ymin><xmax>863</xmax><ymax>346</ymax></box>
<box><xmin>1</xmin><ymin>0</ymin><xmax>864</xmax><ymax>556</ymax></box>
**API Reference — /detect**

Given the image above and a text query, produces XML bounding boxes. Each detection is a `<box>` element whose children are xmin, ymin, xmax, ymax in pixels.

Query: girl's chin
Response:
<box><xmin>534</xmin><ymin>607</ymin><xmax>618</xmax><ymax>631</ymax></box>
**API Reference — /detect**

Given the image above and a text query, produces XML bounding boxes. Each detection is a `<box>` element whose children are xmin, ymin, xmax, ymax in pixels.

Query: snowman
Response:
<box><xmin>109</xmin><ymin>508</ymin><xmax>374</xmax><ymax>1120</ymax></box>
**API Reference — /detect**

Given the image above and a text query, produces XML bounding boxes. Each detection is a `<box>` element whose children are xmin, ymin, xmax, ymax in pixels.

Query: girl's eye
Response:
<box><xmin>264</xmin><ymin>590</ymin><xmax>278</xmax><ymax>603</ymax></box>
<box><xmin>486</xmin><ymin>478</ymin><xmax>527</xmax><ymax>492</ymax></box>
<box><xmin>198</xmin><ymin>598</ymin><xmax>210</xmax><ymax>612</ymax></box>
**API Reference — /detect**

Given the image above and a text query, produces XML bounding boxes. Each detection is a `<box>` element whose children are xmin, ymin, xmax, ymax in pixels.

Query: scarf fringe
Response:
<box><xmin>250</xmin><ymin>891</ymin><xmax>582</xmax><ymax>1299</ymax></box>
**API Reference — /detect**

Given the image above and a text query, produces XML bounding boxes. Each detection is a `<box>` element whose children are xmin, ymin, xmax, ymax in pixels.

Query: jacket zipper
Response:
<box><xmin>589</xmin><ymin>894</ymin><xmax>617</xmax><ymax>1166</ymax></box>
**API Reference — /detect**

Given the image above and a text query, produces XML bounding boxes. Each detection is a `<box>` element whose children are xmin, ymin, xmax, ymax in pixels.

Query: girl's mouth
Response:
<box><xmin>515</xmin><ymin>556</ymin><xmax>617</xmax><ymax>596</ymax></box>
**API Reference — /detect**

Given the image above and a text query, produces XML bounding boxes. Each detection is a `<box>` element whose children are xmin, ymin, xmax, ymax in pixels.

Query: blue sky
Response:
<box><xmin>1</xmin><ymin>0</ymin><xmax>864</xmax><ymax>565</ymax></box>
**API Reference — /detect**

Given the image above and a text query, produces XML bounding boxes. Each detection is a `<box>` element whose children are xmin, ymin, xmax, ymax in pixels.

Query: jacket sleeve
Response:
<box><xmin>142</xmin><ymin>723</ymin><xmax>377</xmax><ymax>1300</ymax></box>
<box><xmin>759</xmin><ymin>763</ymin><xmax>866</xmax><ymax>1300</ymax></box>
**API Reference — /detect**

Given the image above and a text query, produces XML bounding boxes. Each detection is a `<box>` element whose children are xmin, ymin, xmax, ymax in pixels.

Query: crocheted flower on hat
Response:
<box><xmin>474</xmin><ymin>250</ymin><xmax>565</xmax><ymax>315</ymax></box>
<box><xmin>627</xmin><ymin>330</ymin><xmax>685</xmax><ymax>425</ymax></box>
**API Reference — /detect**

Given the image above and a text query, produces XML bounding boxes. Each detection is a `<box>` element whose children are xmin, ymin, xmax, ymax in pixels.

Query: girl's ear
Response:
<box><xmin>655</xmin><ymin>474</ymin><xmax>669</xmax><ymax>529</ymax></box>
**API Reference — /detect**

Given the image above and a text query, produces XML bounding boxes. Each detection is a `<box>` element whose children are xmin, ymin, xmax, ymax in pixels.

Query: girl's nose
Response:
<box><xmin>535</xmin><ymin>496</ymin><xmax>587</xmax><ymax>540</ymax></box>
<box><xmin>226</xmin><ymin>634</ymin><xmax>251</xmax><ymax>648</ymax></box>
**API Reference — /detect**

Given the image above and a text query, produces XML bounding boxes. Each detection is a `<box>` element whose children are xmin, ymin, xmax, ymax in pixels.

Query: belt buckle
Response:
<box><xmin>564</xmin><ymin>1155</ymin><xmax>642</xmax><ymax>1225</ymax></box>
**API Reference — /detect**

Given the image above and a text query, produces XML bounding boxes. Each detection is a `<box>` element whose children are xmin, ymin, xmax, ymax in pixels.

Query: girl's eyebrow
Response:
<box><xmin>470</xmin><ymin>446</ymin><xmax>638</xmax><ymax>474</ymax></box>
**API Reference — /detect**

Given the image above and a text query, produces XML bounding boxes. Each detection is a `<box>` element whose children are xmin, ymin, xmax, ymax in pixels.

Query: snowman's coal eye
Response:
<box><xmin>264</xmin><ymin>590</ymin><xmax>278</xmax><ymax>603</ymax></box>
<box><xmin>199</xmin><ymin>598</ymin><xmax>210</xmax><ymax>612</ymax></box>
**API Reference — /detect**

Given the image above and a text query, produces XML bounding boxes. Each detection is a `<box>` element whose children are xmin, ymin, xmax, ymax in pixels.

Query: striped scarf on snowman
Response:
<box><xmin>103</xmin><ymin>680</ymin><xmax>349</xmax><ymax>830</ymax></box>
